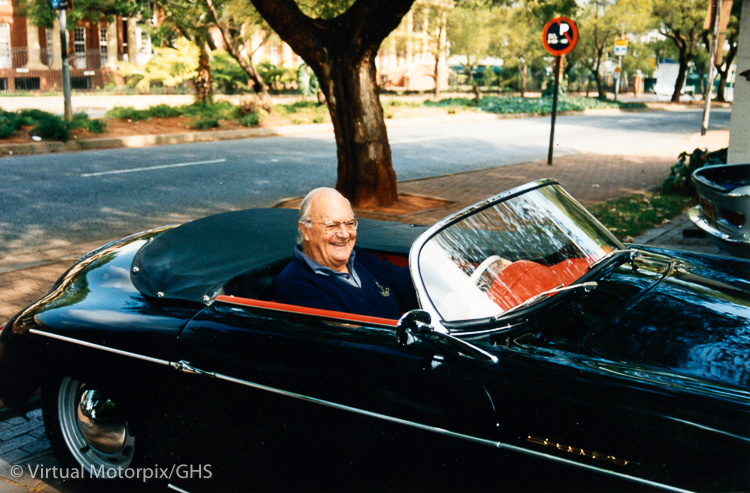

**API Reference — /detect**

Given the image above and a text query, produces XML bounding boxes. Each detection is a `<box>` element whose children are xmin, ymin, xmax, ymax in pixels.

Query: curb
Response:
<box><xmin>0</xmin><ymin>122</ymin><xmax>336</xmax><ymax>156</ymax></box>
<box><xmin>0</xmin><ymin>105</ymin><xmax>678</xmax><ymax>157</ymax></box>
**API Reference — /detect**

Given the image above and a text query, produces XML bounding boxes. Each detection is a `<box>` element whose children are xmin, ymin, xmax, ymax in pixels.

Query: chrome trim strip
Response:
<box><xmin>29</xmin><ymin>329</ymin><xmax>174</xmax><ymax>368</ymax></box>
<box><xmin>167</xmin><ymin>484</ymin><xmax>193</xmax><ymax>493</ymax></box>
<box><xmin>29</xmin><ymin>330</ymin><xmax>695</xmax><ymax>493</ymax></box>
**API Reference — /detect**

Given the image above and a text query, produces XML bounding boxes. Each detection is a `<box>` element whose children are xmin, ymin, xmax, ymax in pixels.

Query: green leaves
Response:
<box><xmin>424</xmin><ymin>95</ymin><xmax>645</xmax><ymax>115</ymax></box>
<box><xmin>0</xmin><ymin>109</ymin><xmax>106</xmax><ymax>141</ymax></box>
<box><xmin>662</xmin><ymin>147</ymin><xmax>728</xmax><ymax>195</ymax></box>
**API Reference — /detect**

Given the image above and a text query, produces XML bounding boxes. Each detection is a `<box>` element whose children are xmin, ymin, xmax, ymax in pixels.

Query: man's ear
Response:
<box><xmin>299</xmin><ymin>222</ymin><xmax>310</xmax><ymax>242</ymax></box>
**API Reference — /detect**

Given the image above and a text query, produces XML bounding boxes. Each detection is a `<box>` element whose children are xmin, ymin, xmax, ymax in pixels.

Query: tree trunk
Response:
<box><xmin>127</xmin><ymin>17</ymin><xmax>138</xmax><ymax>63</ymax></box>
<box><xmin>591</xmin><ymin>69</ymin><xmax>604</xmax><ymax>99</ymax></box>
<box><xmin>193</xmin><ymin>43</ymin><xmax>213</xmax><ymax>104</ymax></box>
<box><xmin>248</xmin><ymin>0</ymin><xmax>414</xmax><ymax>208</ymax></box>
<box><xmin>319</xmin><ymin>52</ymin><xmax>397</xmax><ymax>207</ymax></box>
<box><xmin>672</xmin><ymin>51</ymin><xmax>689</xmax><ymax>102</ymax></box>
<box><xmin>517</xmin><ymin>61</ymin><xmax>527</xmax><ymax>97</ymax></box>
<box><xmin>715</xmin><ymin>46</ymin><xmax>737</xmax><ymax>102</ymax></box>
<box><xmin>433</xmin><ymin>53</ymin><xmax>441</xmax><ymax>99</ymax></box>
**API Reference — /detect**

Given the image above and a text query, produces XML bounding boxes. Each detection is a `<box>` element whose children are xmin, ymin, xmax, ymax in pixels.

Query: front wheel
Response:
<box><xmin>42</xmin><ymin>375</ymin><xmax>138</xmax><ymax>479</ymax></box>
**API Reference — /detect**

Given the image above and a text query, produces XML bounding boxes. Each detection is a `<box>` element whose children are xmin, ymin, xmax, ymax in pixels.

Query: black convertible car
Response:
<box><xmin>1</xmin><ymin>179</ymin><xmax>749</xmax><ymax>492</ymax></box>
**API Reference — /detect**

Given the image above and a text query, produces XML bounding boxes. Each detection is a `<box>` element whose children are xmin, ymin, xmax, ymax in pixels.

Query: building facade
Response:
<box><xmin>0</xmin><ymin>0</ymin><xmax>151</xmax><ymax>91</ymax></box>
<box><xmin>0</xmin><ymin>0</ymin><xmax>452</xmax><ymax>93</ymax></box>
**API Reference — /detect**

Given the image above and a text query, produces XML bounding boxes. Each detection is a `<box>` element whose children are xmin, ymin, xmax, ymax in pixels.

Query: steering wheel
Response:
<box><xmin>469</xmin><ymin>255</ymin><xmax>507</xmax><ymax>285</ymax></box>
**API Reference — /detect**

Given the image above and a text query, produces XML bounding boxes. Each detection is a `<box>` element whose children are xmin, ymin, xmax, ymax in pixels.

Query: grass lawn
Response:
<box><xmin>589</xmin><ymin>192</ymin><xmax>696</xmax><ymax>240</ymax></box>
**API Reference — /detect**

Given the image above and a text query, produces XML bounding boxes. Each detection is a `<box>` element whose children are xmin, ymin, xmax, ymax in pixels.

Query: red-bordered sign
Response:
<box><xmin>542</xmin><ymin>17</ymin><xmax>578</xmax><ymax>56</ymax></box>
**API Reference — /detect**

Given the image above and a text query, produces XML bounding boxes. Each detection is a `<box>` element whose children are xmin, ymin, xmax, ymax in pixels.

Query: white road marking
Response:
<box><xmin>390</xmin><ymin>137</ymin><xmax>440</xmax><ymax>144</ymax></box>
<box><xmin>81</xmin><ymin>159</ymin><xmax>227</xmax><ymax>177</ymax></box>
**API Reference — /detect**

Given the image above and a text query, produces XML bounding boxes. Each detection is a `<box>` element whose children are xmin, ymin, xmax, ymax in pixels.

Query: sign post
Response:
<box><xmin>613</xmin><ymin>32</ymin><xmax>627</xmax><ymax>101</ymax></box>
<box><xmin>542</xmin><ymin>17</ymin><xmax>578</xmax><ymax>165</ymax></box>
<box><xmin>50</xmin><ymin>0</ymin><xmax>72</xmax><ymax>121</ymax></box>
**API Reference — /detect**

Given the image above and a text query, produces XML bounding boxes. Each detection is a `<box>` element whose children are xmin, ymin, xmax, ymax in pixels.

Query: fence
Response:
<box><xmin>0</xmin><ymin>48</ymin><xmax>120</xmax><ymax>93</ymax></box>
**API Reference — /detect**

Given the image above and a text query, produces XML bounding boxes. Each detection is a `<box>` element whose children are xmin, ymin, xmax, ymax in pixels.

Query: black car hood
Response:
<box><xmin>131</xmin><ymin>208</ymin><xmax>426</xmax><ymax>304</ymax></box>
<box><xmin>585</xmin><ymin>252</ymin><xmax>750</xmax><ymax>389</ymax></box>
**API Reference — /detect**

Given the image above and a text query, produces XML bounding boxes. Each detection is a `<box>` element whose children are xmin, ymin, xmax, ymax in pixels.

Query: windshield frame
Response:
<box><xmin>409</xmin><ymin>179</ymin><xmax>626</xmax><ymax>332</ymax></box>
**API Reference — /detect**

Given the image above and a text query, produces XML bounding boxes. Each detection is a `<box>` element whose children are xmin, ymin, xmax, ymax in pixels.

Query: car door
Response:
<box><xmin>176</xmin><ymin>296</ymin><xmax>498</xmax><ymax>445</ymax></box>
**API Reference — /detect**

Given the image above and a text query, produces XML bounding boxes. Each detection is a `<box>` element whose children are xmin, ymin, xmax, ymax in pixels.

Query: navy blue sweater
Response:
<box><xmin>273</xmin><ymin>247</ymin><xmax>417</xmax><ymax>319</ymax></box>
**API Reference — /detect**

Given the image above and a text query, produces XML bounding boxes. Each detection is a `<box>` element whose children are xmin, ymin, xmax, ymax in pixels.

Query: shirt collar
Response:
<box><xmin>295</xmin><ymin>245</ymin><xmax>358</xmax><ymax>281</ymax></box>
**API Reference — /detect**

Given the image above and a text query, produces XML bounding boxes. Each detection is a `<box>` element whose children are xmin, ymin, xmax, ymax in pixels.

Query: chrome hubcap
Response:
<box><xmin>57</xmin><ymin>376</ymin><xmax>136</xmax><ymax>470</ymax></box>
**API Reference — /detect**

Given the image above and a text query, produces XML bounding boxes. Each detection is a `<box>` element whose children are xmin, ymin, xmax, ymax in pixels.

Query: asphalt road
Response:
<box><xmin>0</xmin><ymin>108</ymin><xmax>731</xmax><ymax>259</ymax></box>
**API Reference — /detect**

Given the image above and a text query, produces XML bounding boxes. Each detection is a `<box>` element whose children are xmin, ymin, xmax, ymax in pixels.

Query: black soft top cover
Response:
<box><xmin>130</xmin><ymin>208</ymin><xmax>427</xmax><ymax>304</ymax></box>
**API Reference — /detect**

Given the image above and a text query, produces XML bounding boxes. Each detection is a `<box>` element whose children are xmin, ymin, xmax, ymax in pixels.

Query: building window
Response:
<box><xmin>100</xmin><ymin>27</ymin><xmax>107</xmax><ymax>66</ymax></box>
<box><xmin>74</xmin><ymin>27</ymin><xmax>86</xmax><ymax>69</ymax></box>
<box><xmin>122</xmin><ymin>18</ymin><xmax>128</xmax><ymax>60</ymax></box>
<box><xmin>46</xmin><ymin>28</ymin><xmax>54</xmax><ymax>66</ymax></box>
<box><xmin>0</xmin><ymin>24</ymin><xmax>11</xmax><ymax>69</ymax></box>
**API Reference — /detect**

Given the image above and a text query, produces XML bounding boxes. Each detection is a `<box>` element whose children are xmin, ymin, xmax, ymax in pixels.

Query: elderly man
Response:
<box><xmin>274</xmin><ymin>187</ymin><xmax>417</xmax><ymax>319</ymax></box>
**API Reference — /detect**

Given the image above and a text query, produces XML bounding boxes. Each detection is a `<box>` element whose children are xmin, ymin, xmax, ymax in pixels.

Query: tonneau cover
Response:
<box><xmin>131</xmin><ymin>208</ymin><xmax>426</xmax><ymax>304</ymax></box>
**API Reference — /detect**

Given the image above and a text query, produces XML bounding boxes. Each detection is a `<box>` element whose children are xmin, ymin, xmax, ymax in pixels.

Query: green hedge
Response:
<box><xmin>0</xmin><ymin>109</ymin><xmax>106</xmax><ymax>141</ymax></box>
<box><xmin>424</xmin><ymin>96</ymin><xmax>646</xmax><ymax>115</ymax></box>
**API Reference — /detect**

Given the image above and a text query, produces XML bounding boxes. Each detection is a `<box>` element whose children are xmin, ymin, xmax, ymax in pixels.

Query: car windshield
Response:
<box><xmin>415</xmin><ymin>182</ymin><xmax>624</xmax><ymax>322</ymax></box>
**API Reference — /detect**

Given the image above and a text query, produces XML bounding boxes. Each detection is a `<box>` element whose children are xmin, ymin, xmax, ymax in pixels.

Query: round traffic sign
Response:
<box><xmin>542</xmin><ymin>17</ymin><xmax>578</xmax><ymax>56</ymax></box>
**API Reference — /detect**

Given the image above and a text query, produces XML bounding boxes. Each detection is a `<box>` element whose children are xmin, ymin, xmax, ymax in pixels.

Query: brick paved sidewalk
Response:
<box><xmin>0</xmin><ymin>406</ymin><xmax>72</xmax><ymax>493</ymax></box>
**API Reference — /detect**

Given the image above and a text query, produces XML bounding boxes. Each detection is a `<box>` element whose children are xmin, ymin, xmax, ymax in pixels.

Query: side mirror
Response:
<box><xmin>396</xmin><ymin>309</ymin><xmax>432</xmax><ymax>346</ymax></box>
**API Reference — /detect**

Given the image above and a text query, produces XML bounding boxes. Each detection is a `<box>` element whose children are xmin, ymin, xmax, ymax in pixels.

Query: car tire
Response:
<box><xmin>42</xmin><ymin>374</ymin><xmax>139</xmax><ymax>484</ymax></box>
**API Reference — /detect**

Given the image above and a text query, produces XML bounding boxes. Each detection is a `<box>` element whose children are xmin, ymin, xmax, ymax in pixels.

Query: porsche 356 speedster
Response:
<box><xmin>1</xmin><ymin>179</ymin><xmax>749</xmax><ymax>492</ymax></box>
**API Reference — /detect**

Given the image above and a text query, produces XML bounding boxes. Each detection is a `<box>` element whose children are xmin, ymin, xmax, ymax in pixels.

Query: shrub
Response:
<box><xmin>148</xmin><ymin>104</ymin><xmax>182</xmax><ymax>119</ymax></box>
<box><xmin>238</xmin><ymin>94</ymin><xmax>274</xmax><ymax>115</ymax></box>
<box><xmin>72</xmin><ymin>113</ymin><xmax>107</xmax><ymax>133</ymax></box>
<box><xmin>239</xmin><ymin>112</ymin><xmax>264</xmax><ymax>127</ymax></box>
<box><xmin>257</xmin><ymin>61</ymin><xmax>296</xmax><ymax>91</ymax></box>
<box><xmin>0</xmin><ymin>110</ymin><xmax>23</xmax><ymax>138</ymax></box>
<box><xmin>211</xmin><ymin>51</ymin><xmax>250</xmax><ymax>95</ymax></box>
<box><xmin>191</xmin><ymin>115</ymin><xmax>220</xmax><ymax>130</ymax></box>
<box><xmin>662</xmin><ymin>147</ymin><xmax>728</xmax><ymax>195</ymax></box>
<box><xmin>184</xmin><ymin>101</ymin><xmax>240</xmax><ymax>121</ymax></box>
<box><xmin>424</xmin><ymin>96</ymin><xmax>645</xmax><ymax>116</ymax></box>
<box><xmin>29</xmin><ymin>113</ymin><xmax>71</xmax><ymax>141</ymax></box>
<box><xmin>424</xmin><ymin>97</ymin><xmax>476</xmax><ymax>108</ymax></box>
<box><xmin>106</xmin><ymin>106</ymin><xmax>151</xmax><ymax>121</ymax></box>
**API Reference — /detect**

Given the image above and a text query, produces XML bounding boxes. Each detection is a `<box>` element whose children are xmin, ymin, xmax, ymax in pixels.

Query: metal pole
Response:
<box><xmin>58</xmin><ymin>8</ymin><xmax>72</xmax><ymax>121</ymax></box>
<box><xmin>614</xmin><ymin>26</ymin><xmax>624</xmax><ymax>101</ymax></box>
<box><xmin>614</xmin><ymin>56</ymin><xmax>622</xmax><ymax>101</ymax></box>
<box><xmin>701</xmin><ymin>0</ymin><xmax>722</xmax><ymax>136</ymax></box>
<box><xmin>547</xmin><ymin>55</ymin><xmax>561</xmax><ymax>166</ymax></box>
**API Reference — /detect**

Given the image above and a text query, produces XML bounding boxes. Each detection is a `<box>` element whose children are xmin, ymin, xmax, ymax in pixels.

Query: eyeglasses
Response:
<box><xmin>305</xmin><ymin>219</ymin><xmax>359</xmax><ymax>234</ymax></box>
